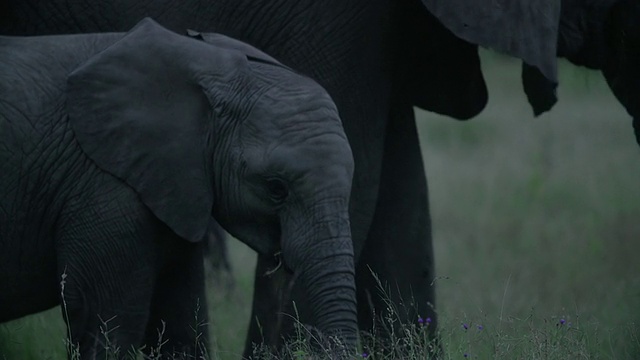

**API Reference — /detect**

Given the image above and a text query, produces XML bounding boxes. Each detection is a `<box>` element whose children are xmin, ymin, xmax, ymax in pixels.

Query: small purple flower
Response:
<box><xmin>477</xmin><ymin>325</ymin><xmax>483</xmax><ymax>330</ymax></box>
<box><xmin>418</xmin><ymin>316</ymin><xmax>424</xmax><ymax>325</ymax></box>
<box><xmin>362</xmin><ymin>352</ymin><xmax>369</xmax><ymax>358</ymax></box>
<box><xmin>559</xmin><ymin>318</ymin><xmax>566</xmax><ymax>325</ymax></box>
<box><xmin>426</xmin><ymin>317</ymin><xmax>432</xmax><ymax>324</ymax></box>
<box><xmin>462</xmin><ymin>323</ymin><xmax>469</xmax><ymax>330</ymax></box>
<box><xmin>463</xmin><ymin>353</ymin><xmax>469</xmax><ymax>358</ymax></box>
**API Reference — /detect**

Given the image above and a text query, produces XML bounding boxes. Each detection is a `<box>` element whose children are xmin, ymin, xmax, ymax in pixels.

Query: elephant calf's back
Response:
<box><xmin>0</xmin><ymin>33</ymin><xmax>126</xmax><ymax>322</ymax></box>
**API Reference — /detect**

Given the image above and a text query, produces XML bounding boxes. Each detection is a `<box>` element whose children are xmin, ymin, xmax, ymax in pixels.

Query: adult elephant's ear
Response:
<box><xmin>67</xmin><ymin>18</ymin><xmax>244</xmax><ymax>243</ymax></box>
<box><xmin>400</xmin><ymin>1</ymin><xmax>487</xmax><ymax>120</ymax></box>
<box><xmin>421</xmin><ymin>0</ymin><xmax>561</xmax><ymax>106</ymax></box>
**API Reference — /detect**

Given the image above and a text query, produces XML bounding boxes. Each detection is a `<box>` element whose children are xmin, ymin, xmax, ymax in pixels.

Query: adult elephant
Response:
<box><xmin>8</xmin><ymin>0</ymin><xmax>635</xmax><ymax>356</ymax></box>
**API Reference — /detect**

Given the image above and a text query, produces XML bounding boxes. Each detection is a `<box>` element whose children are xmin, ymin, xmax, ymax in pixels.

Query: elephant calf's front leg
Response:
<box><xmin>55</xmin><ymin>181</ymin><xmax>167</xmax><ymax>358</ymax></box>
<box><xmin>57</xmin><ymin>238</ymin><xmax>155</xmax><ymax>355</ymax></box>
<box><xmin>142</xmin><ymin>231</ymin><xmax>209</xmax><ymax>359</ymax></box>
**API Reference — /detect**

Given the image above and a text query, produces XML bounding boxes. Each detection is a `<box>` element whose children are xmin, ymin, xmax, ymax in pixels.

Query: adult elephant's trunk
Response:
<box><xmin>280</xmin><ymin>203</ymin><xmax>358</xmax><ymax>353</ymax></box>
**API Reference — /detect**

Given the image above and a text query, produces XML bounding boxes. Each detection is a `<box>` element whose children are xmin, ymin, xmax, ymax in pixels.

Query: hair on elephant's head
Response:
<box><xmin>66</xmin><ymin>18</ymin><xmax>357</xmax><ymax>349</ymax></box>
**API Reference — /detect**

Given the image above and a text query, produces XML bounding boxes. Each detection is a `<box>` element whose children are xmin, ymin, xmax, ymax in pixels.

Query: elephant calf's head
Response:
<box><xmin>66</xmin><ymin>18</ymin><xmax>358</xmax><ymax>352</ymax></box>
<box><xmin>208</xmin><ymin>46</ymin><xmax>359</xmax><ymax>355</ymax></box>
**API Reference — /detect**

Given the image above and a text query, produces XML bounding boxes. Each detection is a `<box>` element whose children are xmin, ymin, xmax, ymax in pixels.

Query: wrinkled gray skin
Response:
<box><xmin>424</xmin><ymin>0</ymin><xmax>640</xmax><ymax>145</ymax></box>
<box><xmin>0</xmin><ymin>19</ymin><xmax>357</xmax><ymax>358</ymax></box>
<box><xmin>5</xmin><ymin>0</ymin><xmax>634</xmax><ymax>357</ymax></box>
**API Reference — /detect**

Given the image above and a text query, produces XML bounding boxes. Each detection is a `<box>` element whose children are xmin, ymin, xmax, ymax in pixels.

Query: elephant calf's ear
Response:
<box><xmin>67</xmin><ymin>18</ymin><xmax>220</xmax><ymax>243</ymax></box>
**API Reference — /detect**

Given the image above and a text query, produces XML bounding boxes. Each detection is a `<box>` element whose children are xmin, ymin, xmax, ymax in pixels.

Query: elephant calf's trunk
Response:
<box><xmin>297</xmin><ymin>237</ymin><xmax>358</xmax><ymax>354</ymax></box>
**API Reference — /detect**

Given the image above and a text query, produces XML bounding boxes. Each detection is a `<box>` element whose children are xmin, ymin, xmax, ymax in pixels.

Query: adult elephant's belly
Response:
<box><xmin>0</xmin><ymin>238</ymin><xmax>60</xmax><ymax>322</ymax></box>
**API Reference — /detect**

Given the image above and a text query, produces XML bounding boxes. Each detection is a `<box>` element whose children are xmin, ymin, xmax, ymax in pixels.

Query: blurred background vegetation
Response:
<box><xmin>1</xmin><ymin>50</ymin><xmax>638</xmax><ymax>359</ymax></box>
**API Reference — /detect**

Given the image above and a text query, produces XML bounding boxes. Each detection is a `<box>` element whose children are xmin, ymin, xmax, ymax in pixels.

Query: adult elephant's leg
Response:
<box><xmin>355</xmin><ymin>102</ymin><xmax>438</xmax><ymax>348</ymax></box>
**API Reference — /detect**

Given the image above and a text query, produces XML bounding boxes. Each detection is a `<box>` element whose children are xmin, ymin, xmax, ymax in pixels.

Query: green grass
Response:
<box><xmin>2</xmin><ymin>51</ymin><xmax>639</xmax><ymax>359</ymax></box>
<box><xmin>417</xmin><ymin>49</ymin><xmax>640</xmax><ymax>359</ymax></box>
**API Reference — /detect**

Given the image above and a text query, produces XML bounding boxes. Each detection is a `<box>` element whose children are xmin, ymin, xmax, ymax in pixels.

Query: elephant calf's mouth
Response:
<box><xmin>262</xmin><ymin>250</ymin><xmax>293</xmax><ymax>276</ymax></box>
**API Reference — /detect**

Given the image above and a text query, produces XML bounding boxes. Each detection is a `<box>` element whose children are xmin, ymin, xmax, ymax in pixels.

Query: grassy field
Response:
<box><xmin>1</xmin><ymin>51</ymin><xmax>639</xmax><ymax>359</ymax></box>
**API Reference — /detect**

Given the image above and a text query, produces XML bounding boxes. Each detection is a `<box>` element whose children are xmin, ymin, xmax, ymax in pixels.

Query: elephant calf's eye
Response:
<box><xmin>266</xmin><ymin>178</ymin><xmax>289</xmax><ymax>203</ymax></box>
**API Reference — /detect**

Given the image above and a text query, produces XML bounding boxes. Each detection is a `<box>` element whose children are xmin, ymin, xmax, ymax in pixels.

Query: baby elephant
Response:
<box><xmin>0</xmin><ymin>18</ymin><xmax>357</xmax><ymax>358</ymax></box>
